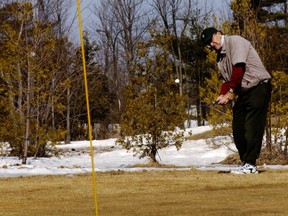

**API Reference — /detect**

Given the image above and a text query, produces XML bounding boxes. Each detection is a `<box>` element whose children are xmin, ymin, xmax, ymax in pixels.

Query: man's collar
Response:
<box><xmin>216</xmin><ymin>35</ymin><xmax>226</xmax><ymax>62</ymax></box>
<box><xmin>219</xmin><ymin>35</ymin><xmax>226</xmax><ymax>54</ymax></box>
<box><xmin>221</xmin><ymin>35</ymin><xmax>224</xmax><ymax>46</ymax></box>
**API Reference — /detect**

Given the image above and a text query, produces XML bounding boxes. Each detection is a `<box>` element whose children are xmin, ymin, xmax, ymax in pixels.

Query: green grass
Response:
<box><xmin>1</xmin><ymin>169</ymin><xmax>288</xmax><ymax>216</ymax></box>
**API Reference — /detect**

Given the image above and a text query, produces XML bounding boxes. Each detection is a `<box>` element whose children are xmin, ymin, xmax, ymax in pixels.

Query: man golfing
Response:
<box><xmin>201</xmin><ymin>27</ymin><xmax>272</xmax><ymax>174</ymax></box>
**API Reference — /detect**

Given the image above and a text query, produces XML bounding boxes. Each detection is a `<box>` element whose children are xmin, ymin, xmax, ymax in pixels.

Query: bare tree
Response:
<box><xmin>92</xmin><ymin>0</ymin><xmax>150</xmax><ymax>122</ymax></box>
<box><xmin>150</xmin><ymin>0</ymin><xmax>197</xmax><ymax>95</ymax></box>
<box><xmin>34</xmin><ymin>0</ymin><xmax>78</xmax><ymax>144</ymax></box>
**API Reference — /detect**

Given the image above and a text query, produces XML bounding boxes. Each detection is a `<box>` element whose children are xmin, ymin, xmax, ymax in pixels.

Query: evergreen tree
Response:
<box><xmin>270</xmin><ymin>71</ymin><xmax>288</xmax><ymax>156</ymax></box>
<box><xmin>231</xmin><ymin>0</ymin><xmax>287</xmax><ymax>72</ymax></box>
<box><xmin>68</xmin><ymin>33</ymin><xmax>115</xmax><ymax>140</ymax></box>
<box><xmin>117</xmin><ymin>26</ymin><xmax>188</xmax><ymax>163</ymax></box>
<box><xmin>255</xmin><ymin>0</ymin><xmax>288</xmax><ymax>72</ymax></box>
<box><xmin>229</xmin><ymin>0</ymin><xmax>288</xmax><ymax>150</ymax></box>
<box><xmin>0</xmin><ymin>2</ymin><xmax>65</xmax><ymax>161</ymax></box>
<box><xmin>170</xmin><ymin>18</ymin><xmax>212</xmax><ymax>127</ymax></box>
<box><xmin>199</xmin><ymin>48</ymin><xmax>233</xmax><ymax>134</ymax></box>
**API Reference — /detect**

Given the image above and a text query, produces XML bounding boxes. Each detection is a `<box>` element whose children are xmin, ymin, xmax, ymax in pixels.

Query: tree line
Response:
<box><xmin>0</xmin><ymin>0</ymin><xmax>287</xmax><ymax>163</ymax></box>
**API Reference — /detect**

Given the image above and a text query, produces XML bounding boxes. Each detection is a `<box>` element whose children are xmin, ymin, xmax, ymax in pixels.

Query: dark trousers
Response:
<box><xmin>232</xmin><ymin>81</ymin><xmax>272</xmax><ymax>165</ymax></box>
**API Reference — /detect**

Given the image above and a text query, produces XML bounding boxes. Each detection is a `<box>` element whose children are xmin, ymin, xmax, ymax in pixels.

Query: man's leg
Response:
<box><xmin>243</xmin><ymin>82</ymin><xmax>271</xmax><ymax>164</ymax></box>
<box><xmin>232</xmin><ymin>97</ymin><xmax>247</xmax><ymax>163</ymax></box>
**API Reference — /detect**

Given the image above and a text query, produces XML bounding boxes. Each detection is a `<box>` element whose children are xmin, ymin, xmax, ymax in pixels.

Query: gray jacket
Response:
<box><xmin>217</xmin><ymin>35</ymin><xmax>271</xmax><ymax>89</ymax></box>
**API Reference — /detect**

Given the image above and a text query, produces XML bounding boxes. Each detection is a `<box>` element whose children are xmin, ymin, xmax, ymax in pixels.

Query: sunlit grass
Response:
<box><xmin>1</xmin><ymin>170</ymin><xmax>288</xmax><ymax>216</ymax></box>
<box><xmin>188</xmin><ymin>126</ymin><xmax>232</xmax><ymax>140</ymax></box>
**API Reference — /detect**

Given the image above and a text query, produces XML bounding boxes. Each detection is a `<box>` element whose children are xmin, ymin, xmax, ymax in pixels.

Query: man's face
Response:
<box><xmin>207</xmin><ymin>32</ymin><xmax>222</xmax><ymax>51</ymax></box>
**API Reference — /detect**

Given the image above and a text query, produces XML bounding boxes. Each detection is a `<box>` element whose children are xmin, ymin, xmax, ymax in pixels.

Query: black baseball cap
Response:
<box><xmin>201</xmin><ymin>27</ymin><xmax>218</xmax><ymax>45</ymax></box>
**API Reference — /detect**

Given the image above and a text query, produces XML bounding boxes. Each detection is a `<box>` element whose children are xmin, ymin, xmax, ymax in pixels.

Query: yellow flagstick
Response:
<box><xmin>76</xmin><ymin>1</ymin><xmax>99</xmax><ymax>215</ymax></box>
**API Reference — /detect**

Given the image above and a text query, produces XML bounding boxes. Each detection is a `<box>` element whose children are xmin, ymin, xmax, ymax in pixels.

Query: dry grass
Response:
<box><xmin>130</xmin><ymin>161</ymin><xmax>190</xmax><ymax>169</ymax></box>
<box><xmin>189</xmin><ymin>127</ymin><xmax>288</xmax><ymax>165</ymax></box>
<box><xmin>221</xmin><ymin>148</ymin><xmax>288</xmax><ymax>165</ymax></box>
<box><xmin>187</xmin><ymin>129</ymin><xmax>217</xmax><ymax>140</ymax></box>
<box><xmin>188</xmin><ymin>126</ymin><xmax>232</xmax><ymax>141</ymax></box>
<box><xmin>1</xmin><ymin>169</ymin><xmax>288</xmax><ymax>216</ymax></box>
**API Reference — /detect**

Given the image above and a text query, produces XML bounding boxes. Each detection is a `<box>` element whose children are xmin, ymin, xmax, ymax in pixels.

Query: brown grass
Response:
<box><xmin>221</xmin><ymin>148</ymin><xmax>288</xmax><ymax>165</ymax></box>
<box><xmin>189</xmin><ymin>127</ymin><xmax>288</xmax><ymax>165</ymax></box>
<box><xmin>188</xmin><ymin>126</ymin><xmax>232</xmax><ymax>141</ymax></box>
<box><xmin>187</xmin><ymin>129</ymin><xmax>217</xmax><ymax>140</ymax></box>
<box><xmin>1</xmin><ymin>169</ymin><xmax>288</xmax><ymax>216</ymax></box>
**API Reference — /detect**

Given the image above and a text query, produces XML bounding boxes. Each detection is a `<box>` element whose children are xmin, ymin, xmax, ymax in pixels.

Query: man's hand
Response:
<box><xmin>216</xmin><ymin>92</ymin><xmax>235</xmax><ymax>105</ymax></box>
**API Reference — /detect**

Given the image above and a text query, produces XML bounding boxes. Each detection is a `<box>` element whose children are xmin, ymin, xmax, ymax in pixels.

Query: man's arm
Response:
<box><xmin>217</xmin><ymin>63</ymin><xmax>245</xmax><ymax>104</ymax></box>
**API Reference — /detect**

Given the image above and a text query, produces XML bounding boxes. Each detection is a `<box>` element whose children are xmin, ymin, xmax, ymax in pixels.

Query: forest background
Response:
<box><xmin>0</xmin><ymin>0</ymin><xmax>287</xmax><ymax>164</ymax></box>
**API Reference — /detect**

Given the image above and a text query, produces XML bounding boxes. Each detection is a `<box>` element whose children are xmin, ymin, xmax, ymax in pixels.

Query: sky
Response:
<box><xmin>1</xmin><ymin>125</ymin><xmax>287</xmax><ymax>178</ymax></box>
<box><xmin>68</xmin><ymin>0</ymin><xmax>232</xmax><ymax>44</ymax></box>
<box><xmin>68</xmin><ymin>0</ymin><xmax>95</xmax><ymax>43</ymax></box>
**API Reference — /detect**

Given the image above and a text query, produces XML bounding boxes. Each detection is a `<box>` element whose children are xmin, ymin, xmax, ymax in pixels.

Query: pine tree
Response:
<box><xmin>229</xmin><ymin>0</ymin><xmax>288</xmax><ymax>150</ymax></box>
<box><xmin>199</xmin><ymin>49</ymin><xmax>233</xmax><ymax>135</ymax></box>
<box><xmin>72</xmin><ymin>33</ymin><xmax>114</xmax><ymax>140</ymax></box>
<box><xmin>270</xmin><ymin>71</ymin><xmax>288</xmax><ymax>156</ymax></box>
<box><xmin>255</xmin><ymin>0</ymin><xmax>287</xmax><ymax>72</ymax></box>
<box><xmin>117</xmin><ymin>26</ymin><xmax>188</xmax><ymax>163</ymax></box>
<box><xmin>230</xmin><ymin>0</ymin><xmax>268</xmax><ymax>58</ymax></box>
<box><xmin>0</xmin><ymin>2</ymin><xmax>65</xmax><ymax>161</ymax></box>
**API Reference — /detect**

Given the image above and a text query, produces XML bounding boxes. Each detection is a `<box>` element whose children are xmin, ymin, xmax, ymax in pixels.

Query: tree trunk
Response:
<box><xmin>65</xmin><ymin>86</ymin><xmax>71</xmax><ymax>144</ymax></box>
<box><xmin>265</xmin><ymin>102</ymin><xmax>272</xmax><ymax>152</ymax></box>
<box><xmin>22</xmin><ymin>57</ymin><xmax>31</xmax><ymax>164</ymax></box>
<box><xmin>150</xmin><ymin>144</ymin><xmax>158</xmax><ymax>164</ymax></box>
<box><xmin>284</xmin><ymin>129</ymin><xmax>288</xmax><ymax>158</ymax></box>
